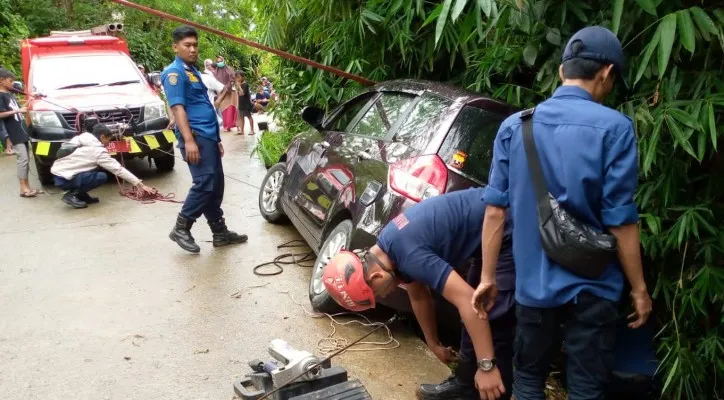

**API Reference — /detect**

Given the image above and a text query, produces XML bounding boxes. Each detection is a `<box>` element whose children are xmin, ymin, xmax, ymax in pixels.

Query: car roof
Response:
<box><xmin>371</xmin><ymin>79</ymin><xmax>518</xmax><ymax>115</ymax></box>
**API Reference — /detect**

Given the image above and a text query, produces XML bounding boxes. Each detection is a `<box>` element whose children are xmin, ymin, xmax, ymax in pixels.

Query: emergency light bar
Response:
<box><xmin>28</xmin><ymin>35</ymin><xmax>124</xmax><ymax>47</ymax></box>
<box><xmin>49</xmin><ymin>24</ymin><xmax>124</xmax><ymax>37</ymax></box>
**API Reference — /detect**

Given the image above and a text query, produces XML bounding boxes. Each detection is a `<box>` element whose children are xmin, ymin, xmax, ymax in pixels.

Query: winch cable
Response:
<box><xmin>252</xmin><ymin>239</ymin><xmax>315</xmax><ymax>276</ymax></box>
<box><xmin>107</xmin><ymin>0</ymin><xmax>376</xmax><ymax>87</ymax></box>
<box><xmin>257</xmin><ymin>314</ymin><xmax>398</xmax><ymax>400</ymax></box>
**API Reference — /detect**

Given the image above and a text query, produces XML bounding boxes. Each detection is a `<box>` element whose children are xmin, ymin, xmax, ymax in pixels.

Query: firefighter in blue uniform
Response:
<box><xmin>161</xmin><ymin>25</ymin><xmax>247</xmax><ymax>253</ymax></box>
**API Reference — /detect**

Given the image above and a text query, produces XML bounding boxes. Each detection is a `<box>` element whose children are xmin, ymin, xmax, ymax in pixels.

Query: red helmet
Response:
<box><xmin>322</xmin><ymin>250</ymin><xmax>376</xmax><ymax>312</ymax></box>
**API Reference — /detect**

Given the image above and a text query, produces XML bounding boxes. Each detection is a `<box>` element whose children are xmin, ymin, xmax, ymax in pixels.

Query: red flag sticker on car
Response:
<box><xmin>451</xmin><ymin>150</ymin><xmax>467</xmax><ymax>169</ymax></box>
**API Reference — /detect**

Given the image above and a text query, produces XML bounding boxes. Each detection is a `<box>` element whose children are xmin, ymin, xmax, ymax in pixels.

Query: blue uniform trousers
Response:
<box><xmin>54</xmin><ymin>171</ymin><xmax>108</xmax><ymax>193</ymax></box>
<box><xmin>179</xmin><ymin>136</ymin><xmax>224</xmax><ymax>222</ymax></box>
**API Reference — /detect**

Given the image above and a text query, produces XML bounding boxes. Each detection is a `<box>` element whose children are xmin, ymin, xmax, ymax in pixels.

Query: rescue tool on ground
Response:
<box><xmin>234</xmin><ymin>317</ymin><xmax>396</xmax><ymax>400</ymax></box>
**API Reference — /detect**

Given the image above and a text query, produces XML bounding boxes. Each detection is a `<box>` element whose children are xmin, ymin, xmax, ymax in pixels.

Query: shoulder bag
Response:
<box><xmin>520</xmin><ymin>108</ymin><xmax>618</xmax><ymax>279</ymax></box>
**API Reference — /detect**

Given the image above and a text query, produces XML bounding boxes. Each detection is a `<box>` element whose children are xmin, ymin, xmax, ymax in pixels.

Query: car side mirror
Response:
<box><xmin>301</xmin><ymin>106</ymin><xmax>325</xmax><ymax>130</ymax></box>
<box><xmin>148</xmin><ymin>72</ymin><xmax>161</xmax><ymax>87</ymax></box>
<box><xmin>12</xmin><ymin>81</ymin><xmax>23</xmax><ymax>93</ymax></box>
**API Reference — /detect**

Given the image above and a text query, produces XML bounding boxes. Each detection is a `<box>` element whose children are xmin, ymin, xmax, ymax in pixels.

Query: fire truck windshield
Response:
<box><xmin>31</xmin><ymin>54</ymin><xmax>144</xmax><ymax>92</ymax></box>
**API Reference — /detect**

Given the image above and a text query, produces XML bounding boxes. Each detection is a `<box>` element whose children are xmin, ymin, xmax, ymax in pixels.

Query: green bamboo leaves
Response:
<box><xmin>636</xmin><ymin>8</ymin><xmax>719</xmax><ymax>85</ymax></box>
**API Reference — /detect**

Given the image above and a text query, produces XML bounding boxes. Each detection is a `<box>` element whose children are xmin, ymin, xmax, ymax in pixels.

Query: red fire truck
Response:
<box><xmin>20</xmin><ymin>24</ymin><xmax>175</xmax><ymax>184</ymax></box>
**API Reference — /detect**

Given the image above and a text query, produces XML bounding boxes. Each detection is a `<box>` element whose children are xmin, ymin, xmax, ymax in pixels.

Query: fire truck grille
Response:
<box><xmin>61</xmin><ymin>107</ymin><xmax>142</xmax><ymax>128</ymax></box>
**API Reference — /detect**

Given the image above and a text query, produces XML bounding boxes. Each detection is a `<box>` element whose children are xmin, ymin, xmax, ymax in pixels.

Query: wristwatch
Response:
<box><xmin>477</xmin><ymin>358</ymin><xmax>497</xmax><ymax>372</ymax></box>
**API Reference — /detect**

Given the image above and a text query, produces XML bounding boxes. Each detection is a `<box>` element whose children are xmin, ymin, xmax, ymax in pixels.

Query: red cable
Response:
<box><xmin>114</xmin><ymin>139</ymin><xmax>183</xmax><ymax>204</ymax></box>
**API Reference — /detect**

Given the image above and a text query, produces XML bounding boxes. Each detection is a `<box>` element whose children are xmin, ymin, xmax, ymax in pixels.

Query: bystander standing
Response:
<box><xmin>0</xmin><ymin>68</ymin><xmax>39</xmax><ymax>197</ymax></box>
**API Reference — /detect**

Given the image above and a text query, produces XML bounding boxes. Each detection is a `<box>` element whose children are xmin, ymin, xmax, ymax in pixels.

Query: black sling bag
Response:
<box><xmin>520</xmin><ymin>108</ymin><xmax>618</xmax><ymax>279</ymax></box>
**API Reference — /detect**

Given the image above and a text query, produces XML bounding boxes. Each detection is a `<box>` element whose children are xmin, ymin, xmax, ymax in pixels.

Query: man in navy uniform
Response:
<box><xmin>322</xmin><ymin>188</ymin><xmax>515</xmax><ymax>400</ymax></box>
<box><xmin>161</xmin><ymin>26</ymin><xmax>247</xmax><ymax>253</ymax></box>
<box><xmin>472</xmin><ymin>26</ymin><xmax>652</xmax><ymax>400</ymax></box>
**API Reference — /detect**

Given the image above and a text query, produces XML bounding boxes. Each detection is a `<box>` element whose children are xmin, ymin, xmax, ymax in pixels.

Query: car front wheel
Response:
<box><xmin>309</xmin><ymin>219</ymin><xmax>353</xmax><ymax>314</ymax></box>
<box><xmin>258</xmin><ymin>162</ymin><xmax>288</xmax><ymax>224</ymax></box>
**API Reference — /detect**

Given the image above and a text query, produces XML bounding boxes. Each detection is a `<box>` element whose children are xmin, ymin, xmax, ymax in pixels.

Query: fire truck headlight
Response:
<box><xmin>143</xmin><ymin>101</ymin><xmax>167</xmax><ymax>121</ymax></box>
<box><xmin>29</xmin><ymin>111</ymin><xmax>62</xmax><ymax>128</ymax></box>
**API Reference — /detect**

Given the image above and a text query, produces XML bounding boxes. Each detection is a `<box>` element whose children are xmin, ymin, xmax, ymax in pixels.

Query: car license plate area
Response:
<box><xmin>107</xmin><ymin>140</ymin><xmax>131</xmax><ymax>153</ymax></box>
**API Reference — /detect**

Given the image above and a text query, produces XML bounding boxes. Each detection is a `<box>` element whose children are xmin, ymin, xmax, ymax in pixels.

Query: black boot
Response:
<box><xmin>77</xmin><ymin>192</ymin><xmax>100</xmax><ymax>204</ymax></box>
<box><xmin>169</xmin><ymin>214</ymin><xmax>200</xmax><ymax>253</ymax></box>
<box><xmin>62</xmin><ymin>190</ymin><xmax>88</xmax><ymax>209</ymax></box>
<box><xmin>208</xmin><ymin>218</ymin><xmax>248</xmax><ymax>247</ymax></box>
<box><xmin>416</xmin><ymin>359</ymin><xmax>478</xmax><ymax>400</ymax></box>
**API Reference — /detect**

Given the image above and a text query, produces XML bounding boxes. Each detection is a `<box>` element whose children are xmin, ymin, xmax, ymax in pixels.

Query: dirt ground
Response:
<box><xmin>0</xmin><ymin>131</ymin><xmax>450</xmax><ymax>400</ymax></box>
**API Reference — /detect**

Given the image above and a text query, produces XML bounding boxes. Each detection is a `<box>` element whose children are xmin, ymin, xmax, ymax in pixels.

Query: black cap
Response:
<box><xmin>562</xmin><ymin>26</ymin><xmax>627</xmax><ymax>88</ymax></box>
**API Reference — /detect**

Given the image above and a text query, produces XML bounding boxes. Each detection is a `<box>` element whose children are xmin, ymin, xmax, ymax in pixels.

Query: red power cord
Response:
<box><xmin>114</xmin><ymin>142</ymin><xmax>183</xmax><ymax>204</ymax></box>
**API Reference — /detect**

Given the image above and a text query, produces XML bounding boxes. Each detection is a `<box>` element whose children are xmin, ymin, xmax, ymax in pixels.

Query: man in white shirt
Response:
<box><xmin>202</xmin><ymin>59</ymin><xmax>228</xmax><ymax>126</ymax></box>
<box><xmin>51</xmin><ymin>124</ymin><xmax>154</xmax><ymax>209</ymax></box>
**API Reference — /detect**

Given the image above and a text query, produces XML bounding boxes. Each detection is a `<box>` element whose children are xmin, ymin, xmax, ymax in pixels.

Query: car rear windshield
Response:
<box><xmin>438</xmin><ymin>105</ymin><xmax>507</xmax><ymax>184</ymax></box>
<box><xmin>393</xmin><ymin>94</ymin><xmax>451</xmax><ymax>150</ymax></box>
<box><xmin>31</xmin><ymin>54</ymin><xmax>143</xmax><ymax>92</ymax></box>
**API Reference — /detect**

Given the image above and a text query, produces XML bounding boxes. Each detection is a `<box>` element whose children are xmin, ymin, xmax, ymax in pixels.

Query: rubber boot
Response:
<box><xmin>208</xmin><ymin>218</ymin><xmax>248</xmax><ymax>247</ymax></box>
<box><xmin>169</xmin><ymin>214</ymin><xmax>200</xmax><ymax>253</ymax></box>
<box><xmin>416</xmin><ymin>359</ymin><xmax>478</xmax><ymax>400</ymax></box>
<box><xmin>62</xmin><ymin>190</ymin><xmax>88</xmax><ymax>209</ymax></box>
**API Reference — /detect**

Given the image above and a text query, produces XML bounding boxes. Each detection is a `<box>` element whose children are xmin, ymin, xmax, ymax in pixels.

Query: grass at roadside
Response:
<box><xmin>251</xmin><ymin>128</ymin><xmax>298</xmax><ymax>169</ymax></box>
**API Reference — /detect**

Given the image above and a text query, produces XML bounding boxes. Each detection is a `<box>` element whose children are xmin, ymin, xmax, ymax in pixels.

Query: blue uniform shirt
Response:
<box><xmin>483</xmin><ymin>85</ymin><xmax>639</xmax><ymax>308</ymax></box>
<box><xmin>161</xmin><ymin>57</ymin><xmax>219</xmax><ymax>146</ymax></box>
<box><xmin>377</xmin><ymin>188</ymin><xmax>515</xmax><ymax>294</ymax></box>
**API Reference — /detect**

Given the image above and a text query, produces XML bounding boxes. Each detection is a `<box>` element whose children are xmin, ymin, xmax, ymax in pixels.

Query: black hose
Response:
<box><xmin>253</xmin><ymin>239</ymin><xmax>316</xmax><ymax>276</ymax></box>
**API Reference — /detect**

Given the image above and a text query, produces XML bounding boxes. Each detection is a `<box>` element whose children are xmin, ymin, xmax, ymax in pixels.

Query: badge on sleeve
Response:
<box><xmin>168</xmin><ymin>73</ymin><xmax>179</xmax><ymax>86</ymax></box>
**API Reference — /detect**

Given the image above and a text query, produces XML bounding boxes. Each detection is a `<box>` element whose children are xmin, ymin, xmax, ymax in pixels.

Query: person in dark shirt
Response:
<box><xmin>233</xmin><ymin>71</ymin><xmax>255</xmax><ymax>135</ymax></box>
<box><xmin>322</xmin><ymin>188</ymin><xmax>514</xmax><ymax>400</ymax></box>
<box><xmin>252</xmin><ymin>86</ymin><xmax>271</xmax><ymax>113</ymax></box>
<box><xmin>0</xmin><ymin>68</ymin><xmax>39</xmax><ymax>197</ymax></box>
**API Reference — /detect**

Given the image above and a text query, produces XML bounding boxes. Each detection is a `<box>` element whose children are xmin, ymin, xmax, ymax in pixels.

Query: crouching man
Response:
<box><xmin>322</xmin><ymin>188</ymin><xmax>515</xmax><ymax>400</ymax></box>
<box><xmin>51</xmin><ymin>124</ymin><xmax>155</xmax><ymax>208</ymax></box>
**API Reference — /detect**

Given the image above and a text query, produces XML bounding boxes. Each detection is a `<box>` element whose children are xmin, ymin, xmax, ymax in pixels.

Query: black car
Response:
<box><xmin>258</xmin><ymin>79</ymin><xmax>516</xmax><ymax>316</ymax></box>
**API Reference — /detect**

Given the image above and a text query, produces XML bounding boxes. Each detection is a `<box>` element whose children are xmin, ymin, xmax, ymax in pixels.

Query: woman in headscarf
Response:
<box><xmin>212</xmin><ymin>55</ymin><xmax>238</xmax><ymax>132</ymax></box>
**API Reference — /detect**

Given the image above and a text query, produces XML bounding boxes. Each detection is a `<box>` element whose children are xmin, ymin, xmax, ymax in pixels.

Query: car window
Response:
<box><xmin>348</xmin><ymin>93</ymin><xmax>414</xmax><ymax>138</ymax></box>
<box><xmin>31</xmin><ymin>54</ymin><xmax>144</xmax><ymax>92</ymax></box>
<box><xmin>327</xmin><ymin>94</ymin><xmax>373</xmax><ymax>132</ymax></box>
<box><xmin>438</xmin><ymin>106</ymin><xmax>506</xmax><ymax>183</ymax></box>
<box><xmin>393</xmin><ymin>94</ymin><xmax>451</xmax><ymax>150</ymax></box>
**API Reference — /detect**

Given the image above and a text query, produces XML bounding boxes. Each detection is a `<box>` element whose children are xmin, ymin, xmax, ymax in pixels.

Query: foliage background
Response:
<box><xmin>1</xmin><ymin>0</ymin><xmax>723</xmax><ymax>398</ymax></box>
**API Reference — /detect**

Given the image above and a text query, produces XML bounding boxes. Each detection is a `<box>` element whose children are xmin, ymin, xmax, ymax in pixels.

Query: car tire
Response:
<box><xmin>258</xmin><ymin>162</ymin><xmax>289</xmax><ymax>224</ymax></box>
<box><xmin>34</xmin><ymin>157</ymin><xmax>54</xmax><ymax>185</ymax></box>
<box><xmin>154</xmin><ymin>146</ymin><xmax>175</xmax><ymax>172</ymax></box>
<box><xmin>309</xmin><ymin>220</ymin><xmax>353</xmax><ymax>314</ymax></box>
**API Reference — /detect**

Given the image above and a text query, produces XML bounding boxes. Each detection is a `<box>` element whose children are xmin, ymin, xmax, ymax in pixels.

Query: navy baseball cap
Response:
<box><xmin>562</xmin><ymin>26</ymin><xmax>627</xmax><ymax>88</ymax></box>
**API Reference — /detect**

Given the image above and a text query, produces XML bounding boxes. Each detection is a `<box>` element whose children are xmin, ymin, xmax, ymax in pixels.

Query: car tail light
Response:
<box><xmin>388</xmin><ymin>155</ymin><xmax>448</xmax><ymax>202</ymax></box>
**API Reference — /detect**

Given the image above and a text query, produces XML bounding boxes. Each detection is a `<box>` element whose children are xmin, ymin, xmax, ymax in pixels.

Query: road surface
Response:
<box><xmin>0</xmin><ymin>132</ymin><xmax>449</xmax><ymax>400</ymax></box>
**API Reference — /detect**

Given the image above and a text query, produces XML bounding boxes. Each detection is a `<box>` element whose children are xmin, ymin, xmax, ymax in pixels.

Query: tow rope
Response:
<box><xmin>107</xmin><ymin>0</ymin><xmax>376</xmax><ymax>86</ymax></box>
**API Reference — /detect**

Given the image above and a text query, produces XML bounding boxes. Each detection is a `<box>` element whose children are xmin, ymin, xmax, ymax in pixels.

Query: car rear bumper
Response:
<box><xmin>30</xmin><ymin>129</ymin><xmax>177</xmax><ymax>165</ymax></box>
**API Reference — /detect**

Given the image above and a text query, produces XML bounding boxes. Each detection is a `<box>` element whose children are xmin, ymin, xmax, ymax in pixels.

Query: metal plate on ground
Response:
<box><xmin>288</xmin><ymin>379</ymin><xmax>371</xmax><ymax>400</ymax></box>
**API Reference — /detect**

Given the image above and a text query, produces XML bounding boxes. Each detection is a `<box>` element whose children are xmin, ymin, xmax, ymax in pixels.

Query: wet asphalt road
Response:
<box><xmin>0</xmin><ymin>132</ymin><xmax>449</xmax><ymax>400</ymax></box>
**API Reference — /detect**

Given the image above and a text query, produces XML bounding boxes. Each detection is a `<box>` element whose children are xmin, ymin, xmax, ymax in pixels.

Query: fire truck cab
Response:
<box><xmin>20</xmin><ymin>24</ymin><xmax>175</xmax><ymax>185</ymax></box>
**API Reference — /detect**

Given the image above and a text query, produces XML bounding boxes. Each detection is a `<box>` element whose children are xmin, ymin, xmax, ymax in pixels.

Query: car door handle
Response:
<box><xmin>314</xmin><ymin>141</ymin><xmax>330</xmax><ymax>151</ymax></box>
<box><xmin>357</xmin><ymin>150</ymin><xmax>372</xmax><ymax>160</ymax></box>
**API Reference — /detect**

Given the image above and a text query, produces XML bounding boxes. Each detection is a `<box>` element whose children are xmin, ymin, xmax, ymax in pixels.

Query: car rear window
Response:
<box><xmin>438</xmin><ymin>106</ymin><xmax>506</xmax><ymax>183</ymax></box>
<box><xmin>393</xmin><ymin>94</ymin><xmax>451</xmax><ymax>150</ymax></box>
<box><xmin>348</xmin><ymin>93</ymin><xmax>414</xmax><ymax>138</ymax></box>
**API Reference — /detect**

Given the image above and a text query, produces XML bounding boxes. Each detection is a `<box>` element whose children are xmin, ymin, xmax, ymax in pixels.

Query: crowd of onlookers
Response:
<box><xmin>138</xmin><ymin>55</ymin><xmax>277</xmax><ymax>136</ymax></box>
